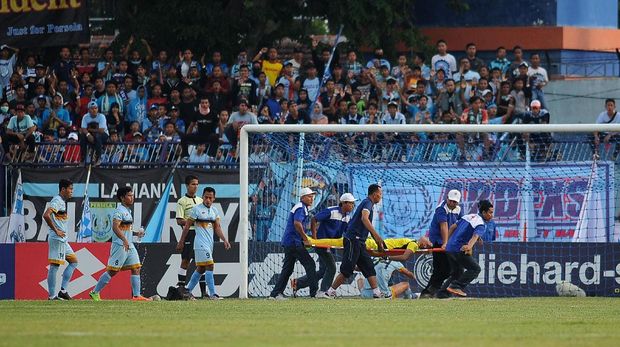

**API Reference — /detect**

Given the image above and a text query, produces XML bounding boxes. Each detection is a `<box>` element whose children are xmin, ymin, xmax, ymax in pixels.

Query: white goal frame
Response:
<box><xmin>238</xmin><ymin>123</ymin><xmax>620</xmax><ymax>298</ymax></box>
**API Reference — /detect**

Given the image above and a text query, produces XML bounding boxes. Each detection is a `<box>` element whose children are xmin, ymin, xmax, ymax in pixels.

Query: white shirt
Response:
<box><xmin>595</xmin><ymin>110</ymin><xmax>620</xmax><ymax>124</ymax></box>
<box><xmin>431</xmin><ymin>54</ymin><xmax>457</xmax><ymax>78</ymax></box>
<box><xmin>381</xmin><ymin>112</ymin><xmax>406</xmax><ymax>124</ymax></box>
<box><xmin>528</xmin><ymin>67</ymin><xmax>549</xmax><ymax>86</ymax></box>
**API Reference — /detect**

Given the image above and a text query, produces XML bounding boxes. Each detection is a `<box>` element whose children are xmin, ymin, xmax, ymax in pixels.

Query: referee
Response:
<box><xmin>421</xmin><ymin>189</ymin><xmax>463</xmax><ymax>299</ymax></box>
<box><xmin>325</xmin><ymin>184</ymin><xmax>385</xmax><ymax>299</ymax></box>
<box><xmin>175</xmin><ymin>175</ymin><xmax>207</xmax><ymax>298</ymax></box>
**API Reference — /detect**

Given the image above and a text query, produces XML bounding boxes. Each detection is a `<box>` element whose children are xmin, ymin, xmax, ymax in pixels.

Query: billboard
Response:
<box><xmin>0</xmin><ymin>0</ymin><xmax>90</xmax><ymax>47</ymax></box>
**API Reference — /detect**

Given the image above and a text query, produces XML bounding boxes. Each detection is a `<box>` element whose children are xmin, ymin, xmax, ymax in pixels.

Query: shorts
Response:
<box><xmin>107</xmin><ymin>243</ymin><xmax>141</xmax><ymax>271</ymax></box>
<box><xmin>181</xmin><ymin>230</ymin><xmax>196</xmax><ymax>260</ymax></box>
<box><xmin>340</xmin><ymin>237</ymin><xmax>376</xmax><ymax>278</ymax></box>
<box><xmin>194</xmin><ymin>246</ymin><xmax>214</xmax><ymax>267</ymax></box>
<box><xmin>48</xmin><ymin>238</ymin><xmax>77</xmax><ymax>265</ymax></box>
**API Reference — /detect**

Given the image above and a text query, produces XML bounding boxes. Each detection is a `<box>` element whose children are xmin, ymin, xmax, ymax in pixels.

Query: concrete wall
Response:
<box><xmin>546</xmin><ymin>78</ymin><xmax>620</xmax><ymax>123</ymax></box>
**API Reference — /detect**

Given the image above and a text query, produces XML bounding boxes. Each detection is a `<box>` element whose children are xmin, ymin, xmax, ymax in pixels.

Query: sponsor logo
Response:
<box><xmin>0</xmin><ymin>273</ymin><xmax>6</xmax><ymax>286</ymax></box>
<box><xmin>38</xmin><ymin>248</ymin><xmax>105</xmax><ymax>297</ymax></box>
<box><xmin>413</xmin><ymin>254</ymin><xmax>433</xmax><ymax>288</ymax></box>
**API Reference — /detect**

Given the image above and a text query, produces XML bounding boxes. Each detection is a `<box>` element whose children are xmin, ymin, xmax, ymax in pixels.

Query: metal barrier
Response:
<box><xmin>4</xmin><ymin>135</ymin><xmax>617</xmax><ymax>167</ymax></box>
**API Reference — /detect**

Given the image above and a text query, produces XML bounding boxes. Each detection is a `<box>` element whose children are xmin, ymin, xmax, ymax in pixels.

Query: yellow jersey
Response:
<box><xmin>176</xmin><ymin>195</ymin><xmax>203</xmax><ymax>230</ymax></box>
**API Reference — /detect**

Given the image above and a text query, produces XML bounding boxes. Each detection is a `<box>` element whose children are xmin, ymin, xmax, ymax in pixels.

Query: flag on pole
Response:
<box><xmin>574</xmin><ymin>161</ymin><xmax>606</xmax><ymax>242</ymax></box>
<box><xmin>5</xmin><ymin>170</ymin><xmax>25</xmax><ymax>243</ymax></box>
<box><xmin>143</xmin><ymin>174</ymin><xmax>173</xmax><ymax>242</ymax></box>
<box><xmin>77</xmin><ymin>194</ymin><xmax>93</xmax><ymax>242</ymax></box>
<box><xmin>77</xmin><ymin>165</ymin><xmax>93</xmax><ymax>242</ymax></box>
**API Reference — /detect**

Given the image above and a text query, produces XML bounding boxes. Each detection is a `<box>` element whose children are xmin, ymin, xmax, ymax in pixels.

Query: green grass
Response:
<box><xmin>1</xmin><ymin>298</ymin><xmax>619</xmax><ymax>347</ymax></box>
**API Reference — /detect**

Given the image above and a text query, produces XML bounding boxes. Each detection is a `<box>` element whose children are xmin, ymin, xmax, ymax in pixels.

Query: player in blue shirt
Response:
<box><xmin>43</xmin><ymin>179</ymin><xmax>77</xmax><ymax>300</ymax></box>
<box><xmin>421</xmin><ymin>189</ymin><xmax>463</xmax><ymax>299</ymax></box>
<box><xmin>89</xmin><ymin>187</ymin><xmax>150</xmax><ymax>301</ymax></box>
<box><xmin>442</xmin><ymin>200</ymin><xmax>494</xmax><ymax>297</ymax></box>
<box><xmin>326</xmin><ymin>184</ymin><xmax>385</xmax><ymax>299</ymax></box>
<box><xmin>269</xmin><ymin>188</ymin><xmax>318</xmax><ymax>299</ymax></box>
<box><xmin>358</xmin><ymin>259</ymin><xmax>415</xmax><ymax>299</ymax></box>
<box><xmin>178</xmin><ymin>186</ymin><xmax>231</xmax><ymax>299</ymax></box>
<box><xmin>293</xmin><ymin>193</ymin><xmax>357</xmax><ymax>298</ymax></box>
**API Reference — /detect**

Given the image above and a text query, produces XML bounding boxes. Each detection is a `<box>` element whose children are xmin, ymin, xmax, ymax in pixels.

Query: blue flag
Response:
<box><xmin>77</xmin><ymin>194</ymin><xmax>92</xmax><ymax>242</ymax></box>
<box><xmin>143</xmin><ymin>175</ymin><xmax>173</xmax><ymax>242</ymax></box>
<box><xmin>4</xmin><ymin>171</ymin><xmax>25</xmax><ymax>243</ymax></box>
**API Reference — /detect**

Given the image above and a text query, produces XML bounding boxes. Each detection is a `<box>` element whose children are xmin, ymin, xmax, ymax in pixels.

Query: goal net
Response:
<box><xmin>239</xmin><ymin>124</ymin><xmax>620</xmax><ymax>298</ymax></box>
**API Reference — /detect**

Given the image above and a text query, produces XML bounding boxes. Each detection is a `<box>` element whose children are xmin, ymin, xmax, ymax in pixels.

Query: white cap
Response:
<box><xmin>339</xmin><ymin>193</ymin><xmax>357</xmax><ymax>202</ymax></box>
<box><xmin>68</xmin><ymin>132</ymin><xmax>78</xmax><ymax>140</ymax></box>
<box><xmin>447</xmin><ymin>189</ymin><xmax>461</xmax><ymax>203</ymax></box>
<box><xmin>530</xmin><ymin>99</ymin><xmax>541</xmax><ymax>108</ymax></box>
<box><xmin>299</xmin><ymin>187</ymin><xmax>316</xmax><ymax>197</ymax></box>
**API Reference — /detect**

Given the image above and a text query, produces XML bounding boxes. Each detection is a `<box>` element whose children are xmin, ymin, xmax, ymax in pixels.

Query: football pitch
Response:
<box><xmin>1</xmin><ymin>297</ymin><xmax>618</xmax><ymax>347</ymax></box>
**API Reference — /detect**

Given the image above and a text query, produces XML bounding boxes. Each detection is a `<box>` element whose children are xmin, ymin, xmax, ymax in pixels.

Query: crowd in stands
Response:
<box><xmin>0</xmin><ymin>37</ymin><xmax>563</xmax><ymax>164</ymax></box>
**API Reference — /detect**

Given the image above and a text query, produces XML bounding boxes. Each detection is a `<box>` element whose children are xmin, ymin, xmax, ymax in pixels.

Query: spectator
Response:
<box><xmin>162</xmin><ymin>65</ymin><xmax>180</xmax><ymax>96</ymax></box>
<box><xmin>453</xmin><ymin>57</ymin><xmax>481</xmax><ymax>107</ymax></box>
<box><xmin>344</xmin><ymin>49</ymin><xmax>363</xmax><ymax>79</ymax></box>
<box><xmin>593</xmin><ymin>98</ymin><xmax>620</xmax><ymax>159</ymax></box>
<box><xmin>9</xmin><ymin>85</ymin><xmax>28</xmax><ymax>109</ymax></box>
<box><xmin>93</xmin><ymin>76</ymin><xmax>106</xmax><ymax>98</ymax></box>
<box><xmin>57</xmin><ymin>125</ymin><xmax>68</xmax><ymax>142</ymax></box>
<box><xmin>76</xmin><ymin>48</ymin><xmax>95</xmax><ymax>76</ymax></box>
<box><xmin>488</xmin><ymin>46</ymin><xmax>511</xmax><ymax>79</ymax></box>
<box><xmin>508</xmin><ymin>45</ymin><xmax>526</xmax><ymax>79</ymax></box>
<box><xmin>276</xmin><ymin>61</ymin><xmax>297</xmax><ymax>101</ymax></box>
<box><xmin>310</xmin><ymin>102</ymin><xmax>328</xmax><ymax>124</ymax></box>
<box><xmin>189</xmin><ymin>143</ymin><xmax>210</xmax><ymax>163</ymax></box>
<box><xmin>3</xmin><ymin>104</ymin><xmax>35</xmax><ymax>159</ymax></box>
<box><xmin>142</xmin><ymin>104</ymin><xmax>164</xmax><ymax>142</ymax></box>
<box><xmin>381</xmin><ymin>101</ymin><xmax>406</xmax><ymax>124</ymax></box>
<box><xmin>152</xmin><ymin>49</ymin><xmax>170</xmax><ymax>81</ymax></box>
<box><xmin>431</xmin><ymin>40</ymin><xmax>457</xmax><ymax>78</ymax></box>
<box><xmin>52</xmin><ymin>47</ymin><xmax>76</xmax><ymax>83</ymax></box>
<box><xmin>296</xmin><ymin>88</ymin><xmax>312</xmax><ymax>112</ymax></box>
<box><xmin>182</xmin><ymin>96</ymin><xmax>219</xmax><ymax>158</ymax></box>
<box><xmin>286</xmin><ymin>47</ymin><xmax>304</xmax><ymax>77</ymax></box>
<box><xmin>464</xmin><ymin>43</ymin><xmax>485</xmax><ymax>73</ymax></box>
<box><xmin>178</xmin><ymin>85</ymin><xmax>199</xmax><ymax>126</ymax></box>
<box><xmin>284</xmin><ymin>101</ymin><xmax>311</xmax><ymax>124</ymax></box>
<box><xmin>528</xmin><ymin>53</ymin><xmax>549</xmax><ymax>108</ymax></box>
<box><xmin>80</xmin><ymin>101</ymin><xmax>109</xmax><ymax>164</ymax></box>
<box><xmin>264</xmin><ymin>83</ymin><xmax>285</xmax><ymax>120</ymax></box>
<box><xmin>204</xmin><ymin>51</ymin><xmax>229</xmax><ymax>76</ymax></box>
<box><xmin>458</xmin><ymin>96</ymin><xmax>491</xmax><ymax>159</ymax></box>
<box><xmin>256</xmin><ymin>72</ymin><xmax>271</xmax><ymax>105</ymax></box>
<box><xmin>255</xmin><ymin>47</ymin><xmax>282</xmax><ymax>88</ymax></box>
<box><xmin>105</xmin><ymin>102</ymin><xmax>123</xmax><ymax>134</ymax></box>
<box><xmin>147</xmin><ymin>84</ymin><xmax>167</xmax><ymax>110</ymax></box>
<box><xmin>520</xmin><ymin>99</ymin><xmax>551</xmax><ymax>161</ymax></box>
<box><xmin>300</xmin><ymin>64</ymin><xmax>320</xmax><ymax>102</ymax></box>
<box><xmin>257</xmin><ymin>104</ymin><xmax>275</xmax><ymax>124</ymax></box>
<box><xmin>62</xmin><ymin>132</ymin><xmax>81</xmax><ymax>163</ymax></box>
<box><xmin>231</xmin><ymin>64</ymin><xmax>258</xmax><ymax>107</ymax></box>
<box><xmin>215</xmin><ymin>110</ymin><xmax>231</xmax><ymax>147</ymax></box>
<box><xmin>318</xmin><ymin>79</ymin><xmax>338</xmax><ymax>122</ymax></box>
<box><xmin>230</xmin><ymin>49</ymin><xmax>249</xmax><ymax>79</ymax></box>
<box><xmin>163</xmin><ymin>105</ymin><xmax>185</xmax><ymax>134</ymax></box>
<box><xmin>365</xmin><ymin>47</ymin><xmax>390</xmax><ymax>71</ymax></box>
<box><xmin>0</xmin><ymin>44</ymin><xmax>20</xmax><ymax>98</ymax></box>
<box><xmin>510</xmin><ymin>79</ymin><xmax>529</xmax><ymax>117</ymax></box>
<box><xmin>311</xmin><ymin>38</ymin><xmax>337</xmax><ymax>77</ymax></box>
<box><xmin>124</xmin><ymin>121</ymin><xmax>140</xmax><ymax>142</ymax></box>
<box><xmin>119</xmin><ymin>76</ymin><xmax>136</xmax><ymax>109</ymax></box>
<box><xmin>436</xmin><ymin>79</ymin><xmax>463</xmax><ymax>118</ymax></box>
<box><xmin>411</xmin><ymin>95</ymin><xmax>434</xmax><ymax>125</ymax></box>
<box><xmin>204</xmin><ymin>66</ymin><xmax>230</xmax><ymax>94</ymax></box>
<box><xmin>206</xmin><ymin>80</ymin><xmax>229</xmax><ymax>117</ymax></box>
<box><xmin>496</xmin><ymin>81</ymin><xmax>515</xmax><ymax>123</ymax></box>
<box><xmin>97</xmin><ymin>81</ymin><xmax>123</xmax><ymax>115</ymax></box>
<box><xmin>97</xmin><ymin>48</ymin><xmax>116</xmax><ymax>82</ymax></box>
<box><xmin>391</xmin><ymin>54</ymin><xmax>408</xmax><ymax>81</ymax></box>
<box><xmin>341</xmin><ymin>102</ymin><xmax>362</xmax><ymax>124</ymax></box>
<box><xmin>162</xmin><ymin>121</ymin><xmax>180</xmax><ymax>142</ymax></box>
<box><xmin>177</xmin><ymin>48</ymin><xmax>201</xmax><ymax>78</ymax></box>
<box><xmin>126</xmin><ymin>85</ymin><xmax>147</xmax><ymax>133</ymax></box>
<box><xmin>42</xmin><ymin>94</ymin><xmax>71</xmax><ymax>132</ymax></box>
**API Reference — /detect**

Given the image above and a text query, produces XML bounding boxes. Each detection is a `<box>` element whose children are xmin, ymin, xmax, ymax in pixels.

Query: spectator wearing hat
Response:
<box><xmin>161</xmin><ymin>104</ymin><xmax>185</xmax><ymax>134</ymax></box>
<box><xmin>3</xmin><ymin>103</ymin><xmax>36</xmax><ymax>158</ymax></box>
<box><xmin>382</xmin><ymin>101</ymin><xmax>406</xmax><ymax>125</ymax></box>
<box><xmin>276</xmin><ymin>61</ymin><xmax>297</xmax><ymax>101</ymax></box>
<box><xmin>520</xmin><ymin>99</ymin><xmax>551</xmax><ymax>161</ymax></box>
<box><xmin>80</xmin><ymin>101</ymin><xmax>109</xmax><ymax>163</ymax></box>
<box><xmin>42</xmin><ymin>94</ymin><xmax>71</xmax><ymax>133</ymax></box>
<box><xmin>142</xmin><ymin>104</ymin><xmax>163</xmax><ymax>142</ymax></box>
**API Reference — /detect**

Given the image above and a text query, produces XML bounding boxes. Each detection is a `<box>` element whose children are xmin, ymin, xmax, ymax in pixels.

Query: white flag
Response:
<box><xmin>574</xmin><ymin>161</ymin><xmax>607</xmax><ymax>242</ymax></box>
<box><xmin>5</xmin><ymin>171</ymin><xmax>25</xmax><ymax>243</ymax></box>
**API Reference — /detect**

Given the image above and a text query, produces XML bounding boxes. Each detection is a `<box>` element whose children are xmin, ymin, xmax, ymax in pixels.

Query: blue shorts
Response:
<box><xmin>107</xmin><ymin>243</ymin><xmax>141</xmax><ymax>271</ymax></box>
<box><xmin>48</xmin><ymin>238</ymin><xmax>76</xmax><ymax>265</ymax></box>
<box><xmin>194</xmin><ymin>246</ymin><xmax>214</xmax><ymax>266</ymax></box>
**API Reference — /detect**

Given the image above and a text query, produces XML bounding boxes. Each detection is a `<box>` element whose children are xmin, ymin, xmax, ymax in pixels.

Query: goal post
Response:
<box><xmin>239</xmin><ymin>124</ymin><xmax>620</xmax><ymax>299</ymax></box>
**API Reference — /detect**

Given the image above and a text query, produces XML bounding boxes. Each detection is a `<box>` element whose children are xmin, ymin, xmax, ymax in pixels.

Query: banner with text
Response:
<box><xmin>0</xmin><ymin>0</ymin><xmax>90</xmax><ymax>47</ymax></box>
<box><xmin>16</xmin><ymin>168</ymin><xmax>240</xmax><ymax>243</ymax></box>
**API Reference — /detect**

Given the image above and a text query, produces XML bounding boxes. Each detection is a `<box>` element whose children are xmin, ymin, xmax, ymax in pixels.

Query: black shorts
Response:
<box><xmin>181</xmin><ymin>230</ymin><xmax>196</xmax><ymax>260</ymax></box>
<box><xmin>340</xmin><ymin>237</ymin><xmax>376</xmax><ymax>278</ymax></box>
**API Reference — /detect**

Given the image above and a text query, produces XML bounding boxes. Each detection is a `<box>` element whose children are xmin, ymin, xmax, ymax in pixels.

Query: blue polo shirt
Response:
<box><xmin>445</xmin><ymin>214</ymin><xmax>487</xmax><ymax>253</ymax></box>
<box><xmin>429</xmin><ymin>200</ymin><xmax>463</xmax><ymax>245</ymax></box>
<box><xmin>314</xmin><ymin>206</ymin><xmax>350</xmax><ymax>239</ymax></box>
<box><xmin>281</xmin><ymin>202</ymin><xmax>309</xmax><ymax>247</ymax></box>
<box><xmin>344</xmin><ymin>198</ymin><xmax>373</xmax><ymax>240</ymax></box>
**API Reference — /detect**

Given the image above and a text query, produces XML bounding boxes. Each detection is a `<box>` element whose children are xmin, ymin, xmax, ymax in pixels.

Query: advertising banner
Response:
<box><xmin>0</xmin><ymin>244</ymin><xmax>15</xmax><ymax>299</ymax></box>
<box><xmin>0</xmin><ymin>0</ymin><xmax>90</xmax><ymax>48</ymax></box>
<box><xmin>16</xmin><ymin>168</ymin><xmax>240</xmax><ymax>244</ymax></box>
